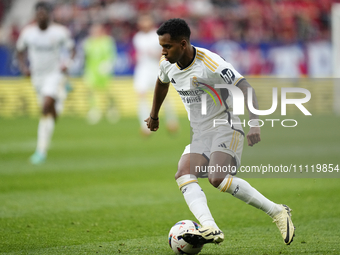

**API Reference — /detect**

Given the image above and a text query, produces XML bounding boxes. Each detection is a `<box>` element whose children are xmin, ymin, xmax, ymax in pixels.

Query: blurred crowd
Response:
<box><xmin>1</xmin><ymin>0</ymin><xmax>335</xmax><ymax>44</ymax></box>
<box><xmin>0</xmin><ymin>0</ymin><xmax>12</xmax><ymax>24</ymax></box>
<box><xmin>0</xmin><ymin>0</ymin><xmax>339</xmax><ymax>77</ymax></box>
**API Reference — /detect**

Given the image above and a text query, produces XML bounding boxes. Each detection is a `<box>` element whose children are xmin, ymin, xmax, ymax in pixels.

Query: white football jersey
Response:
<box><xmin>133</xmin><ymin>29</ymin><xmax>161</xmax><ymax>91</ymax></box>
<box><xmin>133</xmin><ymin>29</ymin><xmax>161</xmax><ymax>67</ymax></box>
<box><xmin>159</xmin><ymin>46</ymin><xmax>244</xmax><ymax>131</ymax></box>
<box><xmin>16</xmin><ymin>23</ymin><xmax>74</xmax><ymax>76</ymax></box>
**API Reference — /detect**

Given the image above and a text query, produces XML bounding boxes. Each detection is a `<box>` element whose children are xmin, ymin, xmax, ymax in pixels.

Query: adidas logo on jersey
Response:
<box><xmin>171</xmin><ymin>78</ymin><xmax>176</xmax><ymax>84</ymax></box>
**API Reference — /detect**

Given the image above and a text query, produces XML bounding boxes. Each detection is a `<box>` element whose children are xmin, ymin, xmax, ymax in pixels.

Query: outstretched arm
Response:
<box><xmin>144</xmin><ymin>78</ymin><xmax>170</xmax><ymax>131</ymax></box>
<box><xmin>237</xmin><ymin>79</ymin><xmax>261</xmax><ymax>146</ymax></box>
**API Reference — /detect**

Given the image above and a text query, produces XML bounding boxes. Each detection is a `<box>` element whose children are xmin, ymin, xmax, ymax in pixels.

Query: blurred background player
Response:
<box><xmin>132</xmin><ymin>14</ymin><xmax>178</xmax><ymax>136</ymax></box>
<box><xmin>16</xmin><ymin>1</ymin><xmax>75</xmax><ymax>164</ymax></box>
<box><xmin>83</xmin><ymin>23</ymin><xmax>119</xmax><ymax>124</ymax></box>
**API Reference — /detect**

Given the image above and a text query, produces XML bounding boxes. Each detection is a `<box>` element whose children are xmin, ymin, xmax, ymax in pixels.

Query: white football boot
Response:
<box><xmin>272</xmin><ymin>204</ymin><xmax>295</xmax><ymax>245</ymax></box>
<box><xmin>182</xmin><ymin>226</ymin><xmax>224</xmax><ymax>245</ymax></box>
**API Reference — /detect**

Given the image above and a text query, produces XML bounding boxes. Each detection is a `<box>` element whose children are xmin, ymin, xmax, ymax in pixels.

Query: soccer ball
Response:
<box><xmin>168</xmin><ymin>220</ymin><xmax>204</xmax><ymax>254</ymax></box>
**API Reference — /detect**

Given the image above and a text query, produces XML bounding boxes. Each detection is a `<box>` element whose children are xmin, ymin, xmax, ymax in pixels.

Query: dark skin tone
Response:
<box><xmin>17</xmin><ymin>7</ymin><xmax>75</xmax><ymax>120</ymax></box>
<box><xmin>145</xmin><ymin>33</ymin><xmax>261</xmax><ymax>187</ymax></box>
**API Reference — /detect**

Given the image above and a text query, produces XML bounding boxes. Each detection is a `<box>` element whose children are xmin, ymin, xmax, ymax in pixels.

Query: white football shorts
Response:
<box><xmin>31</xmin><ymin>72</ymin><xmax>67</xmax><ymax>114</ymax></box>
<box><xmin>182</xmin><ymin>124</ymin><xmax>244</xmax><ymax>170</ymax></box>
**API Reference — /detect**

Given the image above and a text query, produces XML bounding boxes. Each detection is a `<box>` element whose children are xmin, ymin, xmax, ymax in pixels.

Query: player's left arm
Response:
<box><xmin>237</xmin><ymin>79</ymin><xmax>261</xmax><ymax>147</ymax></box>
<box><xmin>17</xmin><ymin>50</ymin><xmax>30</xmax><ymax>76</ymax></box>
<box><xmin>61</xmin><ymin>28</ymin><xmax>76</xmax><ymax>73</ymax></box>
<box><xmin>61</xmin><ymin>46</ymin><xmax>76</xmax><ymax>73</ymax></box>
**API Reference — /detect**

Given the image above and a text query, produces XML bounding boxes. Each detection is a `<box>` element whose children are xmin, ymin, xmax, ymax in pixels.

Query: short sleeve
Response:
<box><xmin>16</xmin><ymin>29</ymin><xmax>27</xmax><ymax>52</ymax></box>
<box><xmin>215</xmin><ymin>62</ymin><xmax>244</xmax><ymax>86</ymax></box>
<box><xmin>158</xmin><ymin>61</ymin><xmax>170</xmax><ymax>83</ymax></box>
<box><xmin>61</xmin><ymin>27</ymin><xmax>75</xmax><ymax>50</ymax></box>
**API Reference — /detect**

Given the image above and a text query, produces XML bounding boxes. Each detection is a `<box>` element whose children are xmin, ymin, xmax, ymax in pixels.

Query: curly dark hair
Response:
<box><xmin>35</xmin><ymin>1</ymin><xmax>53</xmax><ymax>13</ymax></box>
<box><xmin>156</xmin><ymin>18</ymin><xmax>191</xmax><ymax>41</ymax></box>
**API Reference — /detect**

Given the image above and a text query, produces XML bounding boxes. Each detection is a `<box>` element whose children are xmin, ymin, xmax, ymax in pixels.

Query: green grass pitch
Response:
<box><xmin>0</xmin><ymin>115</ymin><xmax>339</xmax><ymax>254</ymax></box>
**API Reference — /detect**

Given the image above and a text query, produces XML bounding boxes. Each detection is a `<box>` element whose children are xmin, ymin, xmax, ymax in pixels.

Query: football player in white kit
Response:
<box><xmin>16</xmin><ymin>1</ymin><xmax>75</xmax><ymax>164</ymax></box>
<box><xmin>145</xmin><ymin>19</ymin><xmax>295</xmax><ymax>246</ymax></box>
<box><xmin>133</xmin><ymin>14</ymin><xmax>178</xmax><ymax>135</ymax></box>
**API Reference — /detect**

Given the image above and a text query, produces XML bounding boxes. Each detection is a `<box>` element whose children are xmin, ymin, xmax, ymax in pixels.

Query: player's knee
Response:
<box><xmin>42</xmin><ymin>99</ymin><xmax>55</xmax><ymax>115</ymax></box>
<box><xmin>175</xmin><ymin>165</ymin><xmax>188</xmax><ymax>180</ymax></box>
<box><xmin>42</xmin><ymin>106</ymin><xmax>51</xmax><ymax>115</ymax></box>
<box><xmin>174</xmin><ymin>171</ymin><xmax>180</xmax><ymax>180</ymax></box>
<box><xmin>208</xmin><ymin>176</ymin><xmax>223</xmax><ymax>188</ymax></box>
<box><xmin>176</xmin><ymin>156</ymin><xmax>191</xmax><ymax>180</ymax></box>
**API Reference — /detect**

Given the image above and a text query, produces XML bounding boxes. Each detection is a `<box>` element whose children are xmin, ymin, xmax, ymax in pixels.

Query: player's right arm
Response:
<box><xmin>16</xmin><ymin>28</ymin><xmax>30</xmax><ymax>76</ymax></box>
<box><xmin>17</xmin><ymin>51</ymin><xmax>30</xmax><ymax>76</ymax></box>
<box><xmin>145</xmin><ymin>78</ymin><xmax>170</xmax><ymax>131</ymax></box>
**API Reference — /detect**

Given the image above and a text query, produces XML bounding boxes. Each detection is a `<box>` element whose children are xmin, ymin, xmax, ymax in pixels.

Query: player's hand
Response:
<box><xmin>60</xmin><ymin>64</ymin><xmax>68</xmax><ymax>73</ymax></box>
<box><xmin>20</xmin><ymin>65</ymin><xmax>31</xmax><ymax>77</ymax></box>
<box><xmin>60</xmin><ymin>59</ymin><xmax>74</xmax><ymax>74</ymax></box>
<box><xmin>247</xmin><ymin>126</ymin><xmax>261</xmax><ymax>146</ymax></box>
<box><xmin>145</xmin><ymin>116</ymin><xmax>159</xmax><ymax>132</ymax></box>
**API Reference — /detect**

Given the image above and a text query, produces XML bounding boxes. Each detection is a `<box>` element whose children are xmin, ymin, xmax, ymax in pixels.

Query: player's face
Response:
<box><xmin>138</xmin><ymin>15</ymin><xmax>154</xmax><ymax>32</ymax></box>
<box><xmin>158</xmin><ymin>33</ymin><xmax>185</xmax><ymax>64</ymax></box>
<box><xmin>36</xmin><ymin>7</ymin><xmax>50</xmax><ymax>28</ymax></box>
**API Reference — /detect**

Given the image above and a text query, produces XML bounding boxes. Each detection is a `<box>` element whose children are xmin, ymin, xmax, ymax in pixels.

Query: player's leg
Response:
<box><xmin>105</xmin><ymin>87</ymin><xmax>120</xmax><ymax>124</ymax></box>
<box><xmin>209</xmin><ymin>151</ymin><xmax>282</xmax><ymax>215</ymax></box>
<box><xmin>209</xmin><ymin>151</ymin><xmax>295</xmax><ymax>245</ymax></box>
<box><xmin>31</xmin><ymin>73</ymin><xmax>65</xmax><ymax>164</ymax></box>
<box><xmin>176</xmin><ymin>152</ymin><xmax>224</xmax><ymax>245</ymax></box>
<box><xmin>43</xmin><ymin>96</ymin><xmax>57</xmax><ymax>118</ymax></box>
<box><xmin>87</xmin><ymin>88</ymin><xmax>103</xmax><ymax>124</ymax></box>
<box><xmin>31</xmin><ymin>96</ymin><xmax>56</xmax><ymax>164</ymax></box>
<box><xmin>176</xmin><ymin>153</ymin><xmax>215</xmax><ymax>228</ymax></box>
<box><xmin>84</xmin><ymin>72</ymin><xmax>102</xmax><ymax>124</ymax></box>
<box><xmin>162</xmin><ymin>98</ymin><xmax>179</xmax><ymax>134</ymax></box>
<box><xmin>137</xmin><ymin>92</ymin><xmax>151</xmax><ymax>136</ymax></box>
<box><xmin>134</xmin><ymin>68</ymin><xmax>153</xmax><ymax>136</ymax></box>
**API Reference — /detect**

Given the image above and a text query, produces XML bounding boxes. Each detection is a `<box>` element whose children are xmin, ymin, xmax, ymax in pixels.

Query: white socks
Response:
<box><xmin>176</xmin><ymin>175</ymin><xmax>219</xmax><ymax>229</ymax></box>
<box><xmin>36</xmin><ymin>115</ymin><xmax>55</xmax><ymax>156</ymax></box>
<box><xmin>177</xmin><ymin>173</ymin><xmax>283</xmax><ymax>229</ymax></box>
<box><xmin>217</xmin><ymin>175</ymin><xmax>282</xmax><ymax>217</ymax></box>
